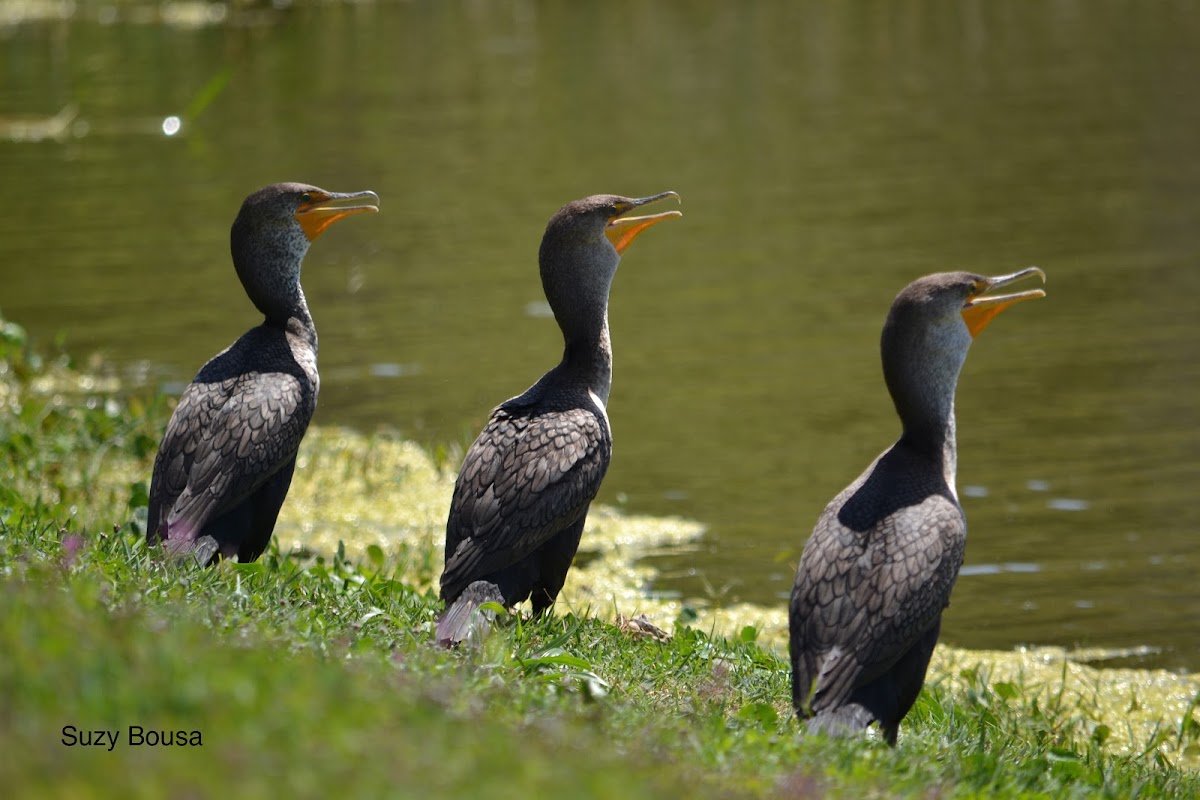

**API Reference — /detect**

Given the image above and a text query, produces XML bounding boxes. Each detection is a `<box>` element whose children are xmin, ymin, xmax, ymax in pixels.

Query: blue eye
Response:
<box><xmin>301</xmin><ymin>193</ymin><xmax>312</xmax><ymax>204</ymax></box>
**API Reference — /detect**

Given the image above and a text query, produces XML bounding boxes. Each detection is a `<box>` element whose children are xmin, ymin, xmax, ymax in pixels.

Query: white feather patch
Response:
<box><xmin>588</xmin><ymin>388</ymin><xmax>610</xmax><ymax>429</ymax></box>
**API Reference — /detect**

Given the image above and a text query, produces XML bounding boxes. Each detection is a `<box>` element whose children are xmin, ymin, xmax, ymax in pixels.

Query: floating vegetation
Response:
<box><xmin>0</xmin><ymin>105</ymin><xmax>83</xmax><ymax>143</ymax></box>
<box><xmin>0</xmin><ymin>1</ymin><xmax>228</xmax><ymax>30</ymax></box>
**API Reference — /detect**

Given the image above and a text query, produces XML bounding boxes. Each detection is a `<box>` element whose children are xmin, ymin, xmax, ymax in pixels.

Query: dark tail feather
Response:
<box><xmin>805</xmin><ymin>704</ymin><xmax>877</xmax><ymax>740</ymax></box>
<box><xmin>436</xmin><ymin>581</ymin><xmax>505</xmax><ymax>647</ymax></box>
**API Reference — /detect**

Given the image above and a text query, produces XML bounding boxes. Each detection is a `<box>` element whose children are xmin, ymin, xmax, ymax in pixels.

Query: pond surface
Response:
<box><xmin>2</xmin><ymin>1</ymin><xmax>1198</xmax><ymax>670</ymax></box>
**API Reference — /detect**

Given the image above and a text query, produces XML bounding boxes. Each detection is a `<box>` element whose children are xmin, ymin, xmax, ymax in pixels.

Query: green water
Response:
<box><xmin>2</xmin><ymin>1</ymin><xmax>1198</xmax><ymax>670</ymax></box>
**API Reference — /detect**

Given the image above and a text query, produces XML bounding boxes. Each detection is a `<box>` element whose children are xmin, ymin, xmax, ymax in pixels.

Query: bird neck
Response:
<box><xmin>882</xmin><ymin>324</ymin><xmax>969</xmax><ymax>492</ymax></box>
<box><xmin>271</xmin><ymin>289</ymin><xmax>318</xmax><ymax>354</ymax></box>
<box><xmin>560</xmin><ymin>311</ymin><xmax>613</xmax><ymax>405</ymax></box>
<box><xmin>892</xmin><ymin>389</ymin><xmax>960</xmax><ymax>503</ymax></box>
<box><xmin>539</xmin><ymin>236</ymin><xmax>620</xmax><ymax>406</ymax></box>
<box><xmin>891</xmin><ymin>373</ymin><xmax>958</xmax><ymax>453</ymax></box>
<box><xmin>231</xmin><ymin>221</ymin><xmax>311</xmax><ymax>334</ymax></box>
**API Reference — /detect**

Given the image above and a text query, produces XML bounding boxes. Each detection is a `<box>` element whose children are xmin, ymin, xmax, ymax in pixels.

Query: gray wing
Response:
<box><xmin>790</xmin><ymin>449</ymin><xmax>966</xmax><ymax>714</ymax></box>
<box><xmin>440</xmin><ymin>402</ymin><xmax>611</xmax><ymax>600</ymax></box>
<box><xmin>147</xmin><ymin>367</ymin><xmax>312</xmax><ymax>546</ymax></box>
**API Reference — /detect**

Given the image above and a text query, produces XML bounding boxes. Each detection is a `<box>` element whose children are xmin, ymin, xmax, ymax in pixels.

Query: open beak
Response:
<box><xmin>296</xmin><ymin>190</ymin><xmax>380</xmax><ymax>242</ymax></box>
<box><xmin>961</xmin><ymin>267</ymin><xmax>1047</xmax><ymax>338</ymax></box>
<box><xmin>604</xmin><ymin>191</ymin><xmax>682</xmax><ymax>254</ymax></box>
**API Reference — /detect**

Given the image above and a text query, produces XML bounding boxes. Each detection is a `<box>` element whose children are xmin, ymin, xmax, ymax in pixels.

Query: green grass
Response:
<box><xmin>1</xmin><ymin>316</ymin><xmax>1198</xmax><ymax>798</ymax></box>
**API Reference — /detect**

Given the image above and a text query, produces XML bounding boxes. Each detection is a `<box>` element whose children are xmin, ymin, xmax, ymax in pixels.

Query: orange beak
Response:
<box><xmin>604</xmin><ymin>191</ymin><xmax>682</xmax><ymax>254</ymax></box>
<box><xmin>961</xmin><ymin>267</ymin><xmax>1047</xmax><ymax>338</ymax></box>
<box><xmin>295</xmin><ymin>190</ymin><xmax>380</xmax><ymax>242</ymax></box>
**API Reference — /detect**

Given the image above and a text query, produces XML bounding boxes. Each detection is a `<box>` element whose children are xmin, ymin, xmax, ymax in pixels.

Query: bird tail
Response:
<box><xmin>190</xmin><ymin>535</ymin><xmax>222</xmax><ymax>566</ymax></box>
<box><xmin>152</xmin><ymin>519</ymin><xmax>223</xmax><ymax>567</ymax></box>
<box><xmin>160</xmin><ymin>532</ymin><xmax>222</xmax><ymax>567</ymax></box>
<box><xmin>805</xmin><ymin>704</ymin><xmax>877</xmax><ymax>740</ymax></box>
<box><xmin>436</xmin><ymin>581</ymin><xmax>505</xmax><ymax>647</ymax></box>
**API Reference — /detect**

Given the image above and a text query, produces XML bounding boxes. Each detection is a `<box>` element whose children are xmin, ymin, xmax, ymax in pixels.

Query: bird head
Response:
<box><xmin>537</xmin><ymin>192</ymin><xmax>681</xmax><ymax>321</ymax></box>
<box><xmin>234</xmin><ymin>182</ymin><xmax>379</xmax><ymax>246</ymax></box>
<box><xmin>885</xmin><ymin>267</ymin><xmax>1046</xmax><ymax>347</ymax></box>
<box><xmin>230</xmin><ymin>183</ymin><xmax>379</xmax><ymax>321</ymax></box>
<box><xmin>540</xmin><ymin>192</ymin><xmax>682</xmax><ymax>258</ymax></box>
<box><xmin>881</xmin><ymin>268</ymin><xmax>1046</xmax><ymax>445</ymax></box>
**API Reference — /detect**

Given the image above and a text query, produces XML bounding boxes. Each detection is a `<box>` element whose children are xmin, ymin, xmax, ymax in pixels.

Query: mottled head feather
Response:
<box><xmin>541</xmin><ymin>194</ymin><xmax>637</xmax><ymax>251</ymax></box>
<box><xmin>885</xmin><ymin>272</ymin><xmax>984</xmax><ymax>331</ymax></box>
<box><xmin>230</xmin><ymin>183</ymin><xmax>325</xmax><ymax>324</ymax></box>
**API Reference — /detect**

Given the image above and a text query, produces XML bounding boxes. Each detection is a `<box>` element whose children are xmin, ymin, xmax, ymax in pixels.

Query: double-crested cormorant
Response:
<box><xmin>437</xmin><ymin>192</ymin><xmax>682</xmax><ymax>646</ymax></box>
<box><xmin>789</xmin><ymin>268</ymin><xmax>1046</xmax><ymax>744</ymax></box>
<box><xmin>147</xmin><ymin>183</ymin><xmax>379</xmax><ymax>565</ymax></box>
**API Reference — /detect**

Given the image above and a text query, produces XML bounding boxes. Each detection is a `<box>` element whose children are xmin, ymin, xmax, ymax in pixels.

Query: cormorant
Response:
<box><xmin>437</xmin><ymin>192</ymin><xmax>682</xmax><ymax>646</ymax></box>
<box><xmin>147</xmin><ymin>183</ymin><xmax>379</xmax><ymax>565</ymax></box>
<box><xmin>789</xmin><ymin>268</ymin><xmax>1046</xmax><ymax>744</ymax></box>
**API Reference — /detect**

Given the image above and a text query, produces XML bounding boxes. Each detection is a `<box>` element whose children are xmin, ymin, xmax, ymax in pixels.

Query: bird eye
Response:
<box><xmin>300</xmin><ymin>192</ymin><xmax>312</xmax><ymax>204</ymax></box>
